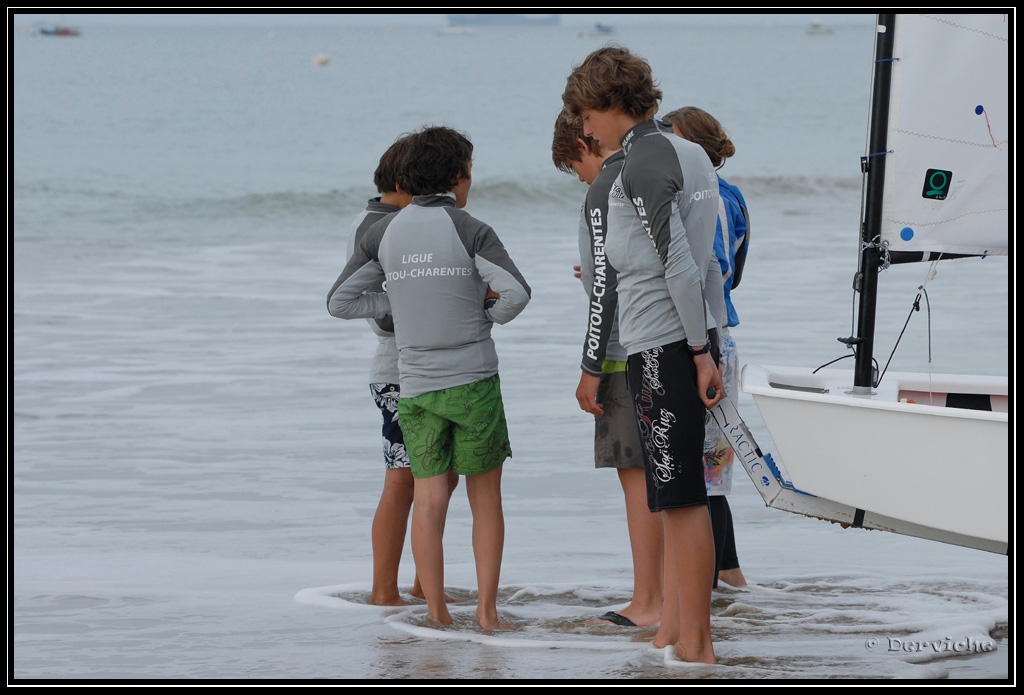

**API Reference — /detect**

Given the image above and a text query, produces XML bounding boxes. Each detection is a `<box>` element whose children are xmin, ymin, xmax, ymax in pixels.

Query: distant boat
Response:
<box><xmin>38</xmin><ymin>25</ymin><xmax>81</xmax><ymax>37</ymax></box>
<box><xmin>584</xmin><ymin>22</ymin><xmax>616</xmax><ymax>37</ymax></box>
<box><xmin>806</xmin><ymin>19</ymin><xmax>834</xmax><ymax>36</ymax></box>
<box><xmin>435</xmin><ymin>26</ymin><xmax>476</xmax><ymax>37</ymax></box>
<box><xmin>446</xmin><ymin>14</ymin><xmax>559</xmax><ymax>26</ymax></box>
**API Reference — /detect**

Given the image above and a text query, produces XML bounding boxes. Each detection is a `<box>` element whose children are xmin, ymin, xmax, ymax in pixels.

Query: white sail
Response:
<box><xmin>879</xmin><ymin>14</ymin><xmax>1009</xmax><ymax>259</ymax></box>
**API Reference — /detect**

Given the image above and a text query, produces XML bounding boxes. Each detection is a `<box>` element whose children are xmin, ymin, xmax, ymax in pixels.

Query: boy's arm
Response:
<box><xmin>623</xmin><ymin>143</ymin><xmax>708</xmax><ymax>347</ymax></box>
<box><xmin>705</xmin><ymin>247</ymin><xmax>726</xmax><ymax>332</ymax></box>
<box><xmin>578</xmin><ymin>187</ymin><xmax>620</xmax><ymax>377</ymax></box>
<box><xmin>327</xmin><ymin>236</ymin><xmax>391</xmax><ymax>321</ymax></box>
<box><xmin>347</xmin><ymin>210</ymin><xmax>396</xmax><ymax>334</ymax></box>
<box><xmin>472</xmin><ymin>226</ymin><xmax>531</xmax><ymax>325</ymax></box>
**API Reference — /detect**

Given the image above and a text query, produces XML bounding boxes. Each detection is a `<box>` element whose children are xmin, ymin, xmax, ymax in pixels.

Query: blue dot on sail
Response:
<box><xmin>975</xmin><ymin>105</ymin><xmax>984</xmax><ymax>115</ymax></box>
<box><xmin>900</xmin><ymin>227</ymin><xmax>914</xmax><ymax>241</ymax></box>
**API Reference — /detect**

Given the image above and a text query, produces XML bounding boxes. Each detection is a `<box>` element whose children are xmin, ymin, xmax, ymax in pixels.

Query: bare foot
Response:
<box><xmin>427</xmin><ymin>609</ymin><xmax>454</xmax><ymax>626</ymax></box>
<box><xmin>717</xmin><ymin>568</ymin><xmax>747</xmax><ymax>587</ymax></box>
<box><xmin>653</xmin><ymin>632</ymin><xmax>673</xmax><ymax>650</ymax></box>
<box><xmin>674</xmin><ymin>642</ymin><xmax>717</xmax><ymax>664</ymax></box>
<box><xmin>477</xmin><ymin>611</ymin><xmax>515</xmax><ymax>631</ymax></box>
<box><xmin>410</xmin><ymin>587</ymin><xmax>457</xmax><ymax>603</ymax></box>
<box><xmin>369</xmin><ymin>591</ymin><xmax>410</xmax><ymax>607</ymax></box>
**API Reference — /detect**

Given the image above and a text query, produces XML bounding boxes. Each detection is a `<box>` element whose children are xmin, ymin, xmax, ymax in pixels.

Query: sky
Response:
<box><xmin>9</xmin><ymin>11</ymin><xmax>875</xmax><ymax>29</ymax></box>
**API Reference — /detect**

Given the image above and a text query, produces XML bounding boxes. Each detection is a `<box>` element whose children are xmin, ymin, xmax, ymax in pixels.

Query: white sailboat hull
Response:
<box><xmin>740</xmin><ymin>364</ymin><xmax>1008</xmax><ymax>554</ymax></box>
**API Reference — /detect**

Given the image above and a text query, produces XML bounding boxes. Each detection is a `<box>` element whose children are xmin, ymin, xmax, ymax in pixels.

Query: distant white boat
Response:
<box><xmin>584</xmin><ymin>23</ymin><xmax>615</xmax><ymax>37</ymax></box>
<box><xmin>446</xmin><ymin>14</ymin><xmax>559</xmax><ymax>26</ymax></box>
<box><xmin>806</xmin><ymin>19</ymin><xmax>835</xmax><ymax>35</ymax></box>
<box><xmin>435</xmin><ymin>26</ymin><xmax>476</xmax><ymax>37</ymax></box>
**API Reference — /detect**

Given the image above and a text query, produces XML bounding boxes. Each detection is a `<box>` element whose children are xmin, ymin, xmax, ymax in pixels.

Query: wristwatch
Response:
<box><xmin>688</xmin><ymin>342</ymin><xmax>711</xmax><ymax>356</ymax></box>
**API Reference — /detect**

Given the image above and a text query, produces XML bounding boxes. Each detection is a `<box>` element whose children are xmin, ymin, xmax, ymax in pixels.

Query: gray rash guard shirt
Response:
<box><xmin>346</xmin><ymin>198</ymin><xmax>400</xmax><ymax>384</ymax></box>
<box><xmin>579</xmin><ymin>150</ymin><xmax>628</xmax><ymax>376</ymax></box>
<box><xmin>607</xmin><ymin>119</ymin><xmax>722</xmax><ymax>355</ymax></box>
<box><xmin>327</xmin><ymin>194</ymin><xmax>531</xmax><ymax>399</ymax></box>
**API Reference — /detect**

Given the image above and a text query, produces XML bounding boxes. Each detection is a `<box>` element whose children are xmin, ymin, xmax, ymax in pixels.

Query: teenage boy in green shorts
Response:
<box><xmin>327</xmin><ymin>126</ymin><xmax>531</xmax><ymax>629</ymax></box>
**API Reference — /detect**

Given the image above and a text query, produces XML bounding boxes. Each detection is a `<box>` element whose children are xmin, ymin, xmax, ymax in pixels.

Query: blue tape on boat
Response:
<box><xmin>764</xmin><ymin>453</ymin><xmax>820</xmax><ymax>498</ymax></box>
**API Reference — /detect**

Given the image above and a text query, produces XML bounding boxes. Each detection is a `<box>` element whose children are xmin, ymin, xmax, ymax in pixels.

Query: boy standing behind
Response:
<box><xmin>327</xmin><ymin>126</ymin><xmax>531</xmax><ymax>629</ymax></box>
<box><xmin>344</xmin><ymin>136</ymin><xmax>458</xmax><ymax>606</ymax></box>
<box><xmin>550</xmin><ymin>112</ymin><xmax>663</xmax><ymax>628</ymax></box>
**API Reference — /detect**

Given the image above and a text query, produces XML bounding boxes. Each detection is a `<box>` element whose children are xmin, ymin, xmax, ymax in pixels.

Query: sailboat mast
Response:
<box><xmin>853</xmin><ymin>13</ymin><xmax>896</xmax><ymax>391</ymax></box>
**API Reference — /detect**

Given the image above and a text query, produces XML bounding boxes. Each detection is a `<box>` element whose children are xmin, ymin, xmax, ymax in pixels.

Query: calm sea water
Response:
<box><xmin>13</xmin><ymin>19</ymin><xmax>1010</xmax><ymax>681</ymax></box>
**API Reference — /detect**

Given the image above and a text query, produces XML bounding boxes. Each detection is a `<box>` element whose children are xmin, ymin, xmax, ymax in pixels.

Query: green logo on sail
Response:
<box><xmin>922</xmin><ymin>169</ymin><xmax>952</xmax><ymax>200</ymax></box>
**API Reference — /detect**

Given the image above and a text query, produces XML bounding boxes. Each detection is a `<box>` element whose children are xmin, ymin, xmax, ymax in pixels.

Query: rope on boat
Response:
<box><xmin>875</xmin><ymin>259</ymin><xmax>939</xmax><ymax>388</ymax></box>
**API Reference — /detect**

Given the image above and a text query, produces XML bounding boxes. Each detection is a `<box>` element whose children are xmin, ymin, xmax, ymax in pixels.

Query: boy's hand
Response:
<box><xmin>694</xmin><ymin>352</ymin><xmax>724</xmax><ymax>409</ymax></box>
<box><xmin>576</xmin><ymin>371</ymin><xmax>604</xmax><ymax>416</ymax></box>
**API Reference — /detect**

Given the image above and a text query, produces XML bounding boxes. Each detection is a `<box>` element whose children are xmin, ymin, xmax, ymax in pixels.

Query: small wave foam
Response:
<box><xmin>383</xmin><ymin>609</ymin><xmax>652</xmax><ymax>652</ymax></box>
<box><xmin>295</xmin><ymin>577</ymin><xmax>1006</xmax><ymax>677</ymax></box>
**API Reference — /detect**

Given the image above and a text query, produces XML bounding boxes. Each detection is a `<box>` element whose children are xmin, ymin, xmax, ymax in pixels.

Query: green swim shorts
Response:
<box><xmin>397</xmin><ymin>374</ymin><xmax>512</xmax><ymax>479</ymax></box>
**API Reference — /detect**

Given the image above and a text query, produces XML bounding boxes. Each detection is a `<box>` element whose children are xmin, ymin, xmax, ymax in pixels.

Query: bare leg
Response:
<box><xmin>661</xmin><ymin>506</ymin><xmax>716</xmax><ymax>664</ymax></box>
<box><xmin>653</xmin><ymin>513</ymin><xmax>678</xmax><ymax>648</ymax></box>
<box><xmin>410</xmin><ymin>470</ymin><xmax>460</xmax><ymax>600</ymax></box>
<box><xmin>410</xmin><ymin>472</ymin><xmax>455</xmax><ymax>624</ymax></box>
<box><xmin>612</xmin><ymin>468</ymin><xmax>662</xmax><ymax>626</ymax></box>
<box><xmin>370</xmin><ymin>467</ymin><xmax>415</xmax><ymax>606</ymax></box>
<box><xmin>465</xmin><ymin>465</ymin><xmax>511</xmax><ymax>630</ymax></box>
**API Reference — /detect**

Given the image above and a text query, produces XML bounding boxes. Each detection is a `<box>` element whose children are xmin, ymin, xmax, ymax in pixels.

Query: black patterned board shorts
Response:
<box><xmin>370</xmin><ymin>383</ymin><xmax>410</xmax><ymax>469</ymax></box>
<box><xmin>626</xmin><ymin>340</ymin><xmax>710</xmax><ymax>512</ymax></box>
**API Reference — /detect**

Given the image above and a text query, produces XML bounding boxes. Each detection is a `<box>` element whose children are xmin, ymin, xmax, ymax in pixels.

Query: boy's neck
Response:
<box><xmin>380</xmin><ymin>191</ymin><xmax>413</xmax><ymax>208</ymax></box>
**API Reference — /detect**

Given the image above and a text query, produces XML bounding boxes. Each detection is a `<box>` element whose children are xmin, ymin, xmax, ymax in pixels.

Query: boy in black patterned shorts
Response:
<box><xmin>563</xmin><ymin>46</ymin><xmax>724</xmax><ymax>664</ymax></box>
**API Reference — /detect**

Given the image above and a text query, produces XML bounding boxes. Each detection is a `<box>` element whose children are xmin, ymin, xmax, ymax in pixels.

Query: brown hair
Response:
<box><xmin>551</xmin><ymin>110</ymin><xmax>602</xmax><ymax>175</ymax></box>
<box><xmin>372</xmin><ymin>135</ymin><xmax>410</xmax><ymax>194</ymax></box>
<box><xmin>662</xmin><ymin>107</ymin><xmax>736</xmax><ymax>169</ymax></box>
<box><xmin>561</xmin><ymin>45</ymin><xmax>662</xmax><ymax>120</ymax></box>
<box><xmin>398</xmin><ymin>126</ymin><xmax>474</xmax><ymax>196</ymax></box>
